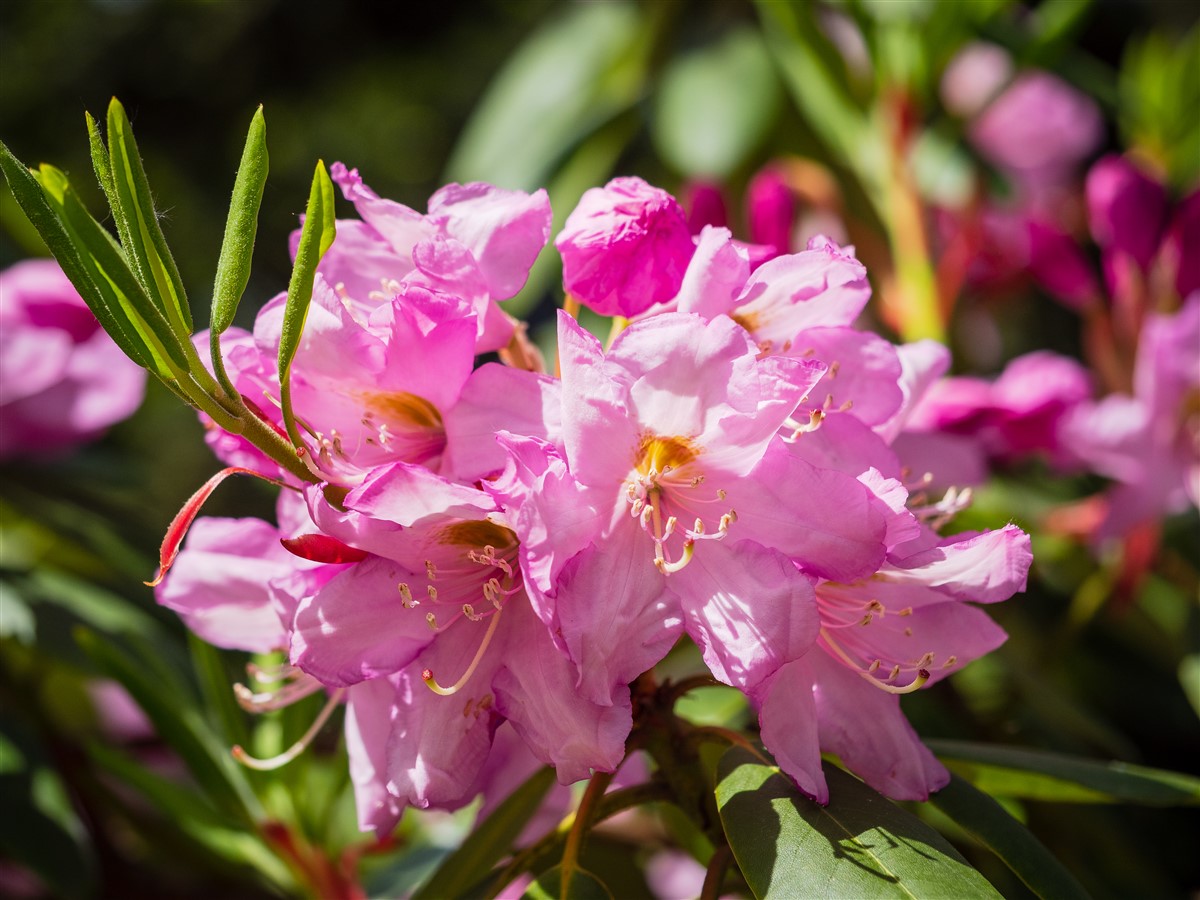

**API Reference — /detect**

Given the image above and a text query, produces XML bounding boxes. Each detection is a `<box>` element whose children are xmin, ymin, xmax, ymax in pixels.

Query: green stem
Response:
<box><xmin>560</xmin><ymin>769</ymin><xmax>615</xmax><ymax>886</ymax></box>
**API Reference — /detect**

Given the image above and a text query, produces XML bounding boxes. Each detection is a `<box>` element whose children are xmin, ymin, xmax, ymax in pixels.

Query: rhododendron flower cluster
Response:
<box><xmin>156</xmin><ymin>171</ymin><xmax>1031</xmax><ymax>830</ymax></box>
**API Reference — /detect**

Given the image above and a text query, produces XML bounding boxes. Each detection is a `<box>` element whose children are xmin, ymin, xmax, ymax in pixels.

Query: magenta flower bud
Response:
<box><xmin>0</xmin><ymin>259</ymin><xmax>146</xmax><ymax>460</ymax></box>
<box><xmin>556</xmin><ymin>176</ymin><xmax>696</xmax><ymax>317</ymax></box>
<box><xmin>681</xmin><ymin>180</ymin><xmax>728</xmax><ymax>233</ymax></box>
<box><xmin>1026</xmin><ymin>220</ymin><xmax>1101</xmax><ymax>310</ymax></box>
<box><xmin>1086</xmin><ymin>154</ymin><xmax>1168</xmax><ymax>271</ymax></box>
<box><xmin>1160</xmin><ymin>189</ymin><xmax>1200</xmax><ymax>299</ymax></box>
<box><xmin>746</xmin><ymin>165</ymin><xmax>796</xmax><ymax>259</ymax></box>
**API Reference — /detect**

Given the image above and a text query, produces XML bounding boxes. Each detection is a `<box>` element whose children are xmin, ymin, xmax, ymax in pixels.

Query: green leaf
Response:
<box><xmin>277</xmin><ymin>159</ymin><xmax>335</xmax><ymax>444</ymax></box>
<box><xmin>210</xmin><ymin>106</ymin><xmax>268</xmax><ymax>336</ymax></box>
<box><xmin>523</xmin><ymin>865</ymin><xmax>614</xmax><ymax>900</ymax></box>
<box><xmin>653</xmin><ymin>27</ymin><xmax>779</xmax><ymax>179</ymax></box>
<box><xmin>85</xmin><ymin>111</ymin><xmax>116</xmax><ymax>210</ymax></box>
<box><xmin>929</xmin><ymin>774</ymin><xmax>1091</xmax><ymax>900</ymax></box>
<box><xmin>75</xmin><ymin>628</ymin><xmax>262</xmax><ymax>826</ymax></box>
<box><xmin>106</xmin><ymin>97</ymin><xmax>193</xmax><ymax>336</ymax></box>
<box><xmin>446</xmin><ymin>1</ymin><xmax>645</xmax><ymax>190</ymax></box>
<box><xmin>927</xmin><ymin>740</ymin><xmax>1200</xmax><ymax>806</ymax></box>
<box><xmin>0</xmin><ymin>719</ymin><xmax>97</xmax><ymax>900</ymax></box>
<box><xmin>716</xmin><ymin>745</ymin><xmax>1000</xmax><ymax>899</ymax></box>
<box><xmin>38</xmin><ymin>162</ymin><xmax>188</xmax><ymax>377</ymax></box>
<box><xmin>755</xmin><ymin>0</ymin><xmax>878</xmax><ymax>189</ymax></box>
<box><xmin>414</xmin><ymin>766</ymin><xmax>555</xmax><ymax>900</ymax></box>
<box><xmin>0</xmin><ymin>141</ymin><xmax>156</xmax><ymax>373</ymax></box>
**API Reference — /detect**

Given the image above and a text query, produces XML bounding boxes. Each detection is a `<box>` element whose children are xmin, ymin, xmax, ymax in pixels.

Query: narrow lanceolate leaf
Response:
<box><xmin>414</xmin><ymin>766</ymin><xmax>555</xmax><ymax>900</ymax></box>
<box><xmin>927</xmin><ymin>740</ymin><xmax>1200</xmax><ymax>806</ymax></box>
<box><xmin>147</xmin><ymin>466</ymin><xmax>285</xmax><ymax>587</ymax></box>
<box><xmin>716</xmin><ymin>745</ymin><xmax>1001</xmax><ymax>899</ymax></box>
<box><xmin>277</xmin><ymin>159</ymin><xmax>336</xmax><ymax>445</ymax></box>
<box><xmin>75</xmin><ymin>628</ymin><xmax>262</xmax><ymax>826</ymax></box>
<box><xmin>38</xmin><ymin>163</ymin><xmax>188</xmax><ymax>377</ymax></box>
<box><xmin>210</xmin><ymin>106</ymin><xmax>268</xmax><ymax>336</ymax></box>
<box><xmin>106</xmin><ymin>97</ymin><xmax>193</xmax><ymax>336</ymax></box>
<box><xmin>0</xmin><ymin>140</ymin><xmax>153</xmax><ymax>372</ymax></box>
<box><xmin>929</xmin><ymin>774</ymin><xmax>1092</xmax><ymax>900</ymax></box>
<box><xmin>85</xmin><ymin>111</ymin><xmax>116</xmax><ymax>210</ymax></box>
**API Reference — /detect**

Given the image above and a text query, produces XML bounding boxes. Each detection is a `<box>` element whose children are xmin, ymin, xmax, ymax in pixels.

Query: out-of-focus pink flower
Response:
<box><xmin>1060</xmin><ymin>295</ymin><xmax>1200</xmax><ymax>541</ymax></box>
<box><xmin>1162</xmin><ymin>191</ymin><xmax>1200</xmax><ymax>298</ymax></box>
<box><xmin>905</xmin><ymin>351</ymin><xmax>1093</xmax><ymax>468</ymax></box>
<box><xmin>968</xmin><ymin>70</ymin><xmax>1103</xmax><ymax>183</ymax></box>
<box><xmin>940</xmin><ymin>42</ymin><xmax>1013</xmax><ymax>118</ymax></box>
<box><xmin>556</xmin><ymin>176</ymin><xmax>696</xmax><ymax>317</ymax></box>
<box><xmin>1086</xmin><ymin>155</ymin><xmax>1169</xmax><ymax>276</ymax></box>
<box><xmin>0</xmin><ymin>259</ymin><xmax>146</xmax><ymax>459</ymax></box>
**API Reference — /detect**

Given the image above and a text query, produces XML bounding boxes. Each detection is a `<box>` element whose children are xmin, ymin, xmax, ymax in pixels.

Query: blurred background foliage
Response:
<box><xmin>1</xmin><ymin>0</ymin><xmax>1198</xmax><ymax>897</ymax></box>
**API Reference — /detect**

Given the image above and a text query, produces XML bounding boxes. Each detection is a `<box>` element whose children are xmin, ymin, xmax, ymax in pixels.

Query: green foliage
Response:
<box><xmin>1119</xmin><ymin>26</ymin><xmax>1200</xmax><ymax>188</ymax></box>
<box><xmin>653</xmin><ymin>27</ymin><xmax>780</xmax><ymax>179</ymax></box>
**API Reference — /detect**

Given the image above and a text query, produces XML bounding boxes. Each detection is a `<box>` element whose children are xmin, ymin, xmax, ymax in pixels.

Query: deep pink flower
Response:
<box><xmin>556</xmin><ymin>176</ymin><xmax>696</xmax><ymax>317</ymax></box>
<box><xmin>0</xmin><ymin>259</ymin><xmax>146</xmax><ymax>459</ymax></box>
<box><xmin>1086</xmin><ymin>155</ymin><xmax>1168</xmax><ymax>274</ymax></box>
<box><xmin>905</xmin><ymin>351</ymin><xmax>1093</xmax><ymax>468</ymax></box>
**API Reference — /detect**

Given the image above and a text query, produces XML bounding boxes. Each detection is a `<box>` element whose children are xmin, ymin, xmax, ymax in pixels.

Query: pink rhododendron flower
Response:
<box><xmin>556</xmin><ymin>176</ymin><xmax>696</xmax><ymax>317</ymax></box>
<box><xmin>492</xmin><ymin>311</ymin><xmax>890</xmax><ymax>712</ymax></box>
<box><xmin>325</xmin><ymin>163</ymin><xmax>551</xmax><ymax>352</ymax></box>
<box><xmin>757</xmin><ymin>524</ymin><xmax>1032</xmax><ymax>802</ymax></box>
<box><xmin>0</xmin><ymin>259</ymin><xmax>146</xmax><ymax>459</ymax></box>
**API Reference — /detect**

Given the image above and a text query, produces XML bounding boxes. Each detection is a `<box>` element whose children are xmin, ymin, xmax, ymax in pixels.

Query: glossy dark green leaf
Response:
<box><xmin>446</xmin><ymin>1</ymin><xmax>644</xmax><ymax>190</ymax></box>
<box><xmin>927</xmin><ymin>740</ymin><xmax>1200</xmax><ymax>806</ymax></box>
<box><xmin>929</xmin><ymin>774</ymin><xmax>1091</xmax><ymax>900</ymax></box>
<box><xmin>106</xmin><ymin>97</ymin><xmax>193</xmax><ymax>335</ymax></box>
<box><xmin>653</xmin><ymin>27</ymin><xmax>779</xmax><ymax>179</ymax></box>
<box><xmin>716</xmin><ymin>745</ymin><xmax>1000</xmax><ymax>899</ymax></box>
<box><xmin>277</xmin><ymin>159</ymin><xmax>335</xmax><ymax>442</ymax></box>
<box><xmin>210</xmin><ymin>106</ymin><xmax>268</xmax><ymax>337</ymax></box>
<box><xmin>414</xmin><ymin>766</ymin><xmax>555</xmax><ymax>900</ymax></box>
<box><xmin>38</xmin><ymin>163</ymin><xmax>188</xmax><ymax>376</ymax></box>
<box><xmin>523</xmin><ymin>865</ymin><xmax>614</xmax><ymax>900</ymax></box>
<box><xmin>0</xmin><ymin>140</ymin><xmax>154</xmax><ymax>372</ymax></box>
<box><xmin>75</xmin><ymin>628</ymin><xmax>261</xmax><ymax>826</ymax></box>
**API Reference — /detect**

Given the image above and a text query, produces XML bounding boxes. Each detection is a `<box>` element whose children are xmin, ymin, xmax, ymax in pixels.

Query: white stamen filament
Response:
<box><xmin>423</xmin><ymin>604</ymin><xmax>505</xmax><ymax>696</ymax></box>
<box><xmin>232</xmin><ymin>688</ymin><xmax>346</xmax><ymax>771</ymax></box>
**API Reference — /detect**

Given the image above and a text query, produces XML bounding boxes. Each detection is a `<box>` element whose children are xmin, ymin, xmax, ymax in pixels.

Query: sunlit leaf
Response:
<box><xmin>0</xmin><ymin>141</ymin><xmax>156</xmax><ymax>372</ymax></box>
<box><xmin>929</xmin><ymin>774</ymin><xmax>1091</xmax><ymax>900</ymax></box>
<box><xmin>716</xmin><ymin>745</ymin><xmax>1000</xmax><ymax>899</ymax></box>
<box><xmin>927</xmin><ymin>740</ymin><xmax>1200</xmax><ymax>806</ymax></box>
<box><xmin>277</xmin><ymin>160</ymin><xmax>335</xmax><ymax>444</ymax></box>
<box><xmin>106</xmin><ymin>97</ymin><xmax>193</xmax><ymax>336</ymax></box>
<box><xmin>37</xmin><ymin>162</ymin><xmax>187</xmax><ymax>377</ymax></box>
<box><xmin>210</xmin><ymin>106</ymin><xmax>268</xmax><ymax>337</ymax></box>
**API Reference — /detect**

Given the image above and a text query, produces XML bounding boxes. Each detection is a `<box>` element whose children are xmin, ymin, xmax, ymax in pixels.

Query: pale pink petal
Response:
<box><xmin>345</xmin><ymin>677</ymin><xmax>405</xmax><ymax>835</ymax></box>
<box><xmin>754</xmin><ymin>659</ymin><xmax>827</xmax><ymax>802</ymax></box>
<box><xmin>674</xmin><ymin>539</ymin><xmax>819</xmax><ymax>692</ymax></box>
